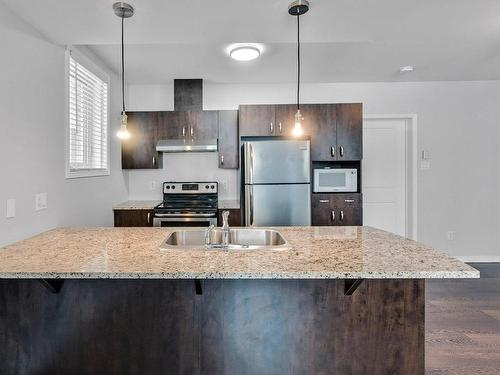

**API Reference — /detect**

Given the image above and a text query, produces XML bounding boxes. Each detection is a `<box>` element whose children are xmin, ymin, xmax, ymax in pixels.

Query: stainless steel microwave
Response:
<box><xmin>313</xmin><ymin>168</ymin><xmax>358</xmax><ymax>193</ymax></box>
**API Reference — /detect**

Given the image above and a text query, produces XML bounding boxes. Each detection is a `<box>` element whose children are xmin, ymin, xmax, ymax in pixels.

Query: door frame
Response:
<box><xmin>363</xmin><ymin>114</ymin><xmax>418</xmax><ymax>240</ymax></box>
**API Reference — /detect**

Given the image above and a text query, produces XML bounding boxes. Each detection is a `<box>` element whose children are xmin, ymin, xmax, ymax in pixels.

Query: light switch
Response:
<box><xmin>6</xmin><ymin>199</ymin><xmax>15</xmax><ymax>218</ymax></box>
<box><xmin>35</xmin><ymin>193</ymin><xmax>48</xmax><ymax>211</ymax></box>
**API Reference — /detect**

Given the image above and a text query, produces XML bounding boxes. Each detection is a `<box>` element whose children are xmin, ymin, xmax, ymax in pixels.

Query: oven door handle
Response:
<box><xmin>154</xmin><ymin>213</ymin><xmax>216</xmax><ymax>218</ymax></box>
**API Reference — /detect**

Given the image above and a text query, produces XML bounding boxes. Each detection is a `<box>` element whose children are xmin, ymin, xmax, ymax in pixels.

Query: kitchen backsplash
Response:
<box><xmin>126</xmin><ymin>153</ymin><xmax>239</xmax><ymax>201</ymax></box>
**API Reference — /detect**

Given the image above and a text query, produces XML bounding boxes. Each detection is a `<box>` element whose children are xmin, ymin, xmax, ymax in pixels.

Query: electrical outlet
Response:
<box><xmin>35</xmin><ymin>193</ymin><xmax>47</xmax><ymax>211</ymax></box>
<box><xmin>6</xmin><ymin>199</ymin><xmax>15</xmax><ymax>218</ymax></box>
<box><xmin>420</xmin><ymin>160</ymin><xmax>431</xmax><ymax>170</ymax></box>
<box><xmin>446</xmin><ymin>231</ymin><xmax>455</xmax><ymax>241</ymax></box>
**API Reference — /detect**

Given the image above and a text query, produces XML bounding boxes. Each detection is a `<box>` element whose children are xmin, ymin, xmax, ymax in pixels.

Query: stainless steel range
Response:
<box><xmin>153</xmin><ymin>182</ymin><xmax>218</xmax><ymax>227</ymax></box>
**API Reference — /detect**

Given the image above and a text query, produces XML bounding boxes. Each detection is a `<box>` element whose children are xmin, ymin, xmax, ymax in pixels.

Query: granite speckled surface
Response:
<box><xmin>112</xmin><ymin>200</ymin><xmax>160</xmax><ymax>210</ymax></box>
<box><xmin>0</xmin><ymin>226</ymin><xmax>479</xmax><ymax>279</ymax></box>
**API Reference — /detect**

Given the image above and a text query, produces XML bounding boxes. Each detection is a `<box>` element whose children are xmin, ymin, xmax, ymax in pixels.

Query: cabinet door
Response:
<box><xmin>308</xmin><ymin>105</ymin><xmax>337</xmax><ymax>161</ymax></box>
<box><xmin>121</xmin><ymin>112</ymin><xmax>161</xmax><ymax>169</ymax></box>
<box><xmin>218</xmin><ymin>110</ymin><xmax>239</xmax><ymax>169</ymax></box>
<box><xmin>274</xmin><ymin>104</ymin><xmax>297</xmax><ymax>136</ymax></box>
<box><xmin>336</xmin><ymin>103</ymin><xmax>363</xmax><ymax>161</ymax></box>
<box><xmin>311</xmin><ymin>194</ymin><xmax>336</xmax><ymax>226</ymax></box>
<box><xmin>158</xmin><ymin>111</ymin><xmax>190</xmax><ymax>139</ymax></box>
<box><xmin>239</xmin><ymin>105</ymin><xmax>275</xmax><ymax>136</ymax></box>
<box><xmin>114</xmin><ymin>209</ymin><xmax>154</xmax><ymax>227</ymax></box>
<box><xmin>312</xmin><ymin>193</ymin><xmax>362</xmax><ymax>226</ymax></box>
<box><xmin>331</xmin><ymin>193</ymin><xmax>362</xmax><ymax>226</ymax></box>
<box><xmin>190</xmin><ymin>111</ymin><xmax>218</xmax><ymax>140</ymax></box>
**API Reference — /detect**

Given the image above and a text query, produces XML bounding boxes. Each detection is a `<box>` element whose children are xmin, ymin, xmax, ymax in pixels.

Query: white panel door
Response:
<box><xmin>362</xmin><ymin>119</ymin><xmax>406</xmax><ymax>236</ymax></box>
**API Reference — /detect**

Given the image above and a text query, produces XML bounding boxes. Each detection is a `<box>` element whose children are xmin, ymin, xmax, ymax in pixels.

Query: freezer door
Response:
<box><xmin>244</xmin><ymin>140</ymin><xmax>310</xmax><ymax>184</ymax></box>
<box><xmin>245</xmin><ymin>184</ymin><xmax>311</xmax><ymax>226</ymax></box>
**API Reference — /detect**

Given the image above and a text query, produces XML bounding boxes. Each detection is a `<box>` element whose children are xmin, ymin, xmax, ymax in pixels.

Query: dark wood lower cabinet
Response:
<box><xmin>0</xmin><ymin>279</ymin><xmax>424</xmax><ymax>375</ymax></box>
<box><xmin>312</xmin><ymin>193</ymin><xmax>362</xmax><ymax>226</ymax></box>
<box><xmin>114</xmin><ymin>209</ymin><xmax>154</xmax><ymax>227</ymax></box>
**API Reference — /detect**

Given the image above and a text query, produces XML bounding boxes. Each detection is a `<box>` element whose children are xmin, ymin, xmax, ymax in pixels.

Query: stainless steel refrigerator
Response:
<box><xmin>243</xmin><ymin>139</ymin><xmax>311</xmax><ymax>226</ymax></box>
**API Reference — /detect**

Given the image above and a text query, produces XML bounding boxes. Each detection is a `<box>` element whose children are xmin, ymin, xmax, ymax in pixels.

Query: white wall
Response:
<box><xmin>0</xmin><ymin>4</ymin><xmax>128</xmax><ymax>247</ymax></box>
<box><xmin>127</xmin><ymin>81</ymin><xmax>500</xmax><ymax>259</ymax></box>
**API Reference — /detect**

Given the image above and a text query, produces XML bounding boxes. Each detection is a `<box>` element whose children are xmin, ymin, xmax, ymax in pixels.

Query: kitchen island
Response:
<box><xmin>0</xmin><ymin>226</ymin><xmax>478</xmax><ymax>374</ymax></box>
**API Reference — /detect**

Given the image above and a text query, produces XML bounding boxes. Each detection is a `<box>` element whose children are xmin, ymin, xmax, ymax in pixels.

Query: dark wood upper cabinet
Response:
<box><xmin>336</xmin><ymin>103</ymin><xmax>363</xmax><ymax>161</ymax></box>
<box><xmin>239</xmin><ymin>105</ymin><xmax>276</xmax><ymax>136</ymax></box>
<box><xmin>189</xmin><ymin>111</ymin><xmax>218</xmax><ymax>140</ymax></box>
<box><xmin>158</xmin><ymin>111</ymin><xmax>189</xmax><ymax>139</ymax></box>
<box><xmin>301</xmin><ymin>104</ymin><xmax>337</xmax><ymax>161</ymax></box>
<box><xmin>274</xmin><ymin>104</ymin><xmax>297</xmax><ymax>136</ymax></box>
<box><xmin>218</xmin><ymin>110</ymin><xmax>239</xmax><ymax>169</ymax></box>
<box><xmin>312</xmin><ymin>193</ymin><xmax>362</xmax><ymax>226</ymax></box>
<box><xmin>121</xmin><ymin>112</ymin><xmax>162</xmax><ymax>169</ymax></box>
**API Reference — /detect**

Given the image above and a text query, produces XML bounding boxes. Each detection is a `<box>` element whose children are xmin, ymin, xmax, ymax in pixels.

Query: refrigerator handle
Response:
<box><xmin>249</xmin><ymin>187</ymin><xmax>254</xmax><ymax>226</ymax></box>
<box><xmin>245</xmin><ymin>186</ymin><xmax>254</xmax><ymax>226</ymax></box>
<box><xmin>248</xmin><ymin>143</ymin><xmax>254</xmax><ymax>184</ymax></box>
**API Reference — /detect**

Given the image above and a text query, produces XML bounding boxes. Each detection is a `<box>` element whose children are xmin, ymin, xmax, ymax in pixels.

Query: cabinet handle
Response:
<box><xmin>279</xmin><ymin>122</ymin><xmax>282</xmax><ymax>133</ymax></box>
<box><xmin>220</xmin><ymin>155</ymin><xmax>224</xmax><ymax>165</ymax></box>
<box><xmin>182</xmin><ymin>126</ymin><xmax>186</xmax><ymax>137</ymax></box>
<box><xmin>152</xmin><ymin>156</ymin><xmax>156</xmax><ymax>167</ymax></box>
<box><xmin>339</xmin><ymin>146</ymin><xmax>344</xmax><ymax>158</ymax></box>
<box><xmin>344</xmin><ymin>199</ymin><xmax>354</xmax><ymax>203</ymax></box>
<box><xmin>270</xmin><ymin>122</ymin><xmax>274</xmax><ymax>134</ymax></box>
<box><xmin>340</xmin><ymin>210</ymin><xmax>344</xmax><ymax>221</ymax></box>
<box><xmin>319</xmin><ymin>199</ymin><xmax>330</xmax><ymax>203</ymax></box>
<box><xmin>331</xmin><ymin>146</ymin><xmax>335</xmax><ymax>157</ymax></box>
<box><xmin>190</xmin><ymin>127</ymin><xmax>194</xmax><ymax>137</ymax></box>
<box><xmin>147</xmin><ymin>212</ymin><xmax>151</xmax><ymax>223</ymax></box>
<box><xmin>331</xmin><ymin>211</ymin><xmax>335</xmax><ymax>221</ymax></box>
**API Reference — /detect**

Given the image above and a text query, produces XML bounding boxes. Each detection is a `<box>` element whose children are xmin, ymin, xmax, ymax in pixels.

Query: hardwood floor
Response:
<box><xmin>426</xmin><ymin>263</ymin><xmax>500</xmax><ymax>374</ymax></box>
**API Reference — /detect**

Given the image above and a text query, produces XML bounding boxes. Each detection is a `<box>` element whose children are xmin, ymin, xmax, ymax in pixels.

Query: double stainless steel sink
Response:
<box><xmin>160</xmin><ymin>228</ymin><xmax>287</xmax><ymax>250</ymax></box>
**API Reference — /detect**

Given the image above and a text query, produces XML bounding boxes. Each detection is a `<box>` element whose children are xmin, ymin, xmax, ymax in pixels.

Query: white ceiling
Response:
<box><xmin>4</xmin><ymin>0</ymin><xmax>500</xmax><ymax>83</ymax></box>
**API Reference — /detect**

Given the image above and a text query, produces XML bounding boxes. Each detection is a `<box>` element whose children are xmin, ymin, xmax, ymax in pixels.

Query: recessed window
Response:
<box><xmin>66</xmin><ymin>50</ymin><xmax>110</xmax><ymax>178</ymax></box>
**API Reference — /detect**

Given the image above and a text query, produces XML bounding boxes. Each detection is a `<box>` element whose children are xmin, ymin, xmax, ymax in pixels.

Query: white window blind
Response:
<box><xmin>67</xmin><ymin>53</ymin><xmax>109</xmax><ymax>177</ymax></box>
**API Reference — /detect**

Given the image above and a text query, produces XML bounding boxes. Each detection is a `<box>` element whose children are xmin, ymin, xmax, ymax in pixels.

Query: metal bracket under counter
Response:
<box><xmin>344</xmin><ymin>279</ymin><xmax>364</xmax><ymax>295</ymax></box>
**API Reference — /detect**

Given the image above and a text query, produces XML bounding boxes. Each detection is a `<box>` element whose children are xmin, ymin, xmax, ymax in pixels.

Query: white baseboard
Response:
<box><xmin>456</xmin><ymin>256</ymin><xmax>500</xmax><ymax>263</ymax></box>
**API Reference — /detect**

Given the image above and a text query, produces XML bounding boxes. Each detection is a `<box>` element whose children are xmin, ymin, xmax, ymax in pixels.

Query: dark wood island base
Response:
<box><xmin>0</xmin><ymin>279</ymin><xmax>424</xmax><ymax>374</ymax></box>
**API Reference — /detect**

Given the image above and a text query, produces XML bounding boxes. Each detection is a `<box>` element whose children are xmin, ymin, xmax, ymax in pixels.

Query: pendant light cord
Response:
<box><xmin>121</xmin><ymin>13</ymin><xmax>125</xmax><ymax>113</ymax></box>
<box><xmin>297</xmin><ymin>14</ymin><xmax>300</xmax><ymax>111</ymax></box>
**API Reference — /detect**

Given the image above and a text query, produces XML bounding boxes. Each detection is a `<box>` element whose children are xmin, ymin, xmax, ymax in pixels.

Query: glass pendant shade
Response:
<box><xmin>116</xmin><ymin>112</ymin><xmax>130</xmax><ymax>139</ymax></box>
<box><xmin>292</xmin><ymin>109</ymin><xmax>304</xmax><ymax>137</ymax></box>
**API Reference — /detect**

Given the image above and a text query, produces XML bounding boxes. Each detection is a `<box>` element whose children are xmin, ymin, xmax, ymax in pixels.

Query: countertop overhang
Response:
<box><xmin>0</xmin><ymin>227</ymin><xmax>479</xmax><ymax>279</ymax></box>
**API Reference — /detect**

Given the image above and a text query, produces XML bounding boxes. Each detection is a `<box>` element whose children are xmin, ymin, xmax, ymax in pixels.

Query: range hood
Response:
<box><xmin>156</xmin><ymin>79</ymin><xmax>218</xmax><ymax>153</ymax></box>
<box><xmin>156</xmin><ymin>139</ymin><xmax>218</xmax><ymax>153</ymax></box>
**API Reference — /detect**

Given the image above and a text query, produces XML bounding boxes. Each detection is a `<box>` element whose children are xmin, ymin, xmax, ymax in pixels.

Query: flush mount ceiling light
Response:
<box><xmin>114</xmin><ymin>2</ymin><xmax>134</xmax><ymax>140</ymax></box>
<box><xmin>288</xmin><ymin>0</ymin><xmax>309</xmax><ymax>137</ymax></box>
<box><xmin>229</xmin><ymin>46</ymin><xmax>261</xmax><ymax>61</ymax></box>
<box><xmin>400</xmin><ymin>65</ymin><xmax>414</xmax><ymax>73</ymax></box>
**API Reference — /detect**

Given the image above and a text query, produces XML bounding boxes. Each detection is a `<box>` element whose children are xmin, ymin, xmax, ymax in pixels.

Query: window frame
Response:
<box><xmin>65</xmin><ymin>48</ymin><xmax>111</xmax><ymax>179</ymax></box>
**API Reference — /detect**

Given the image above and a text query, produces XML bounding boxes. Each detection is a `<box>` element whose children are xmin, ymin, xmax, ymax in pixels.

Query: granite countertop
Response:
<box><xmin>113</xmin><ymin>200</ymin><xmax>240</xmax><ymax>210</ymax></box>
<box><xmin>113</xmin><ymin>201</ymin><xmax>160</xmax><ymax>210</ymax></box>
<box><xmin>0</xmin><ymin>226</ymin><xmax>479</xmax><ymax>279</ymax></box>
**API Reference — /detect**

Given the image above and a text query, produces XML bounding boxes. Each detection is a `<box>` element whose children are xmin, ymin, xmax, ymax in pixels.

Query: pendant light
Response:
<box><xmin>114</xmin><ymin>2</ymin><xmax>134</xmax><ymax>140</ymax></box>
<box><xmin>288</xmin><ymin>0</ymin><xmax>309</xmax><ymax>137</ymax></box>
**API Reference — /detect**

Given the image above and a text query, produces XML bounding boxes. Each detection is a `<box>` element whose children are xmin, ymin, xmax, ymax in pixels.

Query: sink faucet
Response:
<box><xmin>205</xmin><ymin>224</ymin><xmax>215</xmax><ymax>247</ymax></box>
<box><xmin>222</xmin><ymin>210</ymin><xmax>230</xmax><ymax>247</ymax></box>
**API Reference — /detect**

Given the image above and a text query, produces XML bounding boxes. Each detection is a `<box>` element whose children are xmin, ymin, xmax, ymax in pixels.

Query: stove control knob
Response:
<box><xmin>211</xmin><ymin>185</ymin><xmax>215</xmax><ymax>189</ymax></box>
<box><xmin>166</xmin><ymin>185</ymin><xmax>170</xmax><ymax>189</ymax></box>
<box><xmin>205</xmin><ymin>185</ymin><xmax>209</xmax><ymax>189</ymax></box>
<box><xmin>171</xmin><ymin>185</ymin><xmax>176</xmax><ymax>190</ymax></box>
